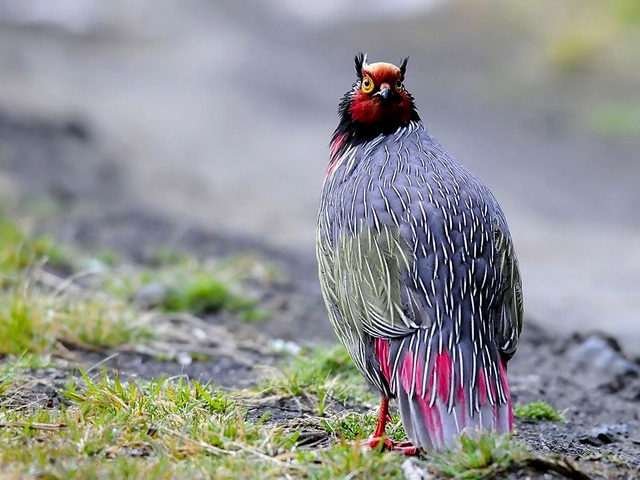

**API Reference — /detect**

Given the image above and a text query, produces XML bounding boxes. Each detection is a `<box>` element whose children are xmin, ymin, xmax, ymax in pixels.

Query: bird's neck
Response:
<box><xmin>330</xmin><ymin>91</ymin><xmax>419</xmax><ymax>162</ymax></box>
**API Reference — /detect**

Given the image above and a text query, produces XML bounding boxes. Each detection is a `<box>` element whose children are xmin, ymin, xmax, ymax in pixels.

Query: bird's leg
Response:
<box><xmin>361</xmin><ymin>397</ymin><xmax>419</xmax><ymax>455</ymax></box>
<box><xmin>372</xmin><ymin>396</ymin><xmax>391</xmax><ymax>438</ymax></box>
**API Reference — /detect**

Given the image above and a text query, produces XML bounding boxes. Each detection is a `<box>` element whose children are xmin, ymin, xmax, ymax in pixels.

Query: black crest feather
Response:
<box><xmin>354</xmin><ymin>52</ymin><xmax>367</xmax><ymax>80</ymax></box>
<box><xmin>399</xmin><ymin>57</ymin><xmax>409</xmax><ymax>79</ymax></box>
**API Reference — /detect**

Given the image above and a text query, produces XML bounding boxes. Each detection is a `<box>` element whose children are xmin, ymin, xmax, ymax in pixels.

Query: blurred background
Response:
<box><xmin>0</xmin><ymin>1</ymin><xmax>638</xmax><ymax>351</ymax></box>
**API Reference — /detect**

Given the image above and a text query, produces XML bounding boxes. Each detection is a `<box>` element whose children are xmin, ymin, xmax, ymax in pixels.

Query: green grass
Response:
<box><xmin>324</xmin><ymin>411</ymin><xmax>406</xmax><ymax>443</ymax></box>
<box><xmin>427</xmin><ymin>433</ymin><xmax>530</xmax><ymax>480</ymax></box>
<box><xmin>160</xmin><ymin>273</ymin><xmax>258</xmax><ymax>318</ymax></box>
<box><xmin>514</xmin><ymin>401</ymin><xmax>565</xmax><ymax>422</ymax></box>
<box><xmin>0</xmin><ymin>216</ymin><xmax>148</xmax><ymax>355</ymax></box>
<box><xmin>104</xmin><ymin>255</ymin><xmax>268</xmax><ymax>321</ymax></box>
<box><xmin>0</xmin><ymin>213</ymin><xmax>265</xmax><ymax>358</ymax></box>
<box><xmin>0</xmin><ymin>217</ymin><xmax>74</xmax><ymax>278</ymax></box>
<box><xmin>0</xmin><ymin>366</ymin><xmax>408</xmax><ymax>479</ymax></box>
<box><xmin>261</xmin><ymin>344</ymin><xmax>376</xmax><ymax>409</ymax></box>
<box><xmin>1</xmin><ymin>369</ymin><xmax>284</xmax><ymax>478</ymax></box>
<box><xmin>0</xmin><ymin>283</ymin><xmax>148</xmax><ymax>355</ymax></box>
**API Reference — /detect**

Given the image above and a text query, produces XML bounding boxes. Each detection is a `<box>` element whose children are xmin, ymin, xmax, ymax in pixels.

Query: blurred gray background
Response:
<box><xmin>0</xmin><ymin>1</ymin><xmax>638</xmax><ymax>351</ymax></box>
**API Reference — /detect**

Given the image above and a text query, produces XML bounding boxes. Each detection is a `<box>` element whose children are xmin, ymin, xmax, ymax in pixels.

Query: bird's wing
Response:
<box><xmin>492</xmin><ymin>219</ymin><xmax>524</xmax><ymax>361</ymax></box>
<box><xmin>319</xmin><ymin>223</ymin><xmax>421</xmax><ymax>341</ymax></box>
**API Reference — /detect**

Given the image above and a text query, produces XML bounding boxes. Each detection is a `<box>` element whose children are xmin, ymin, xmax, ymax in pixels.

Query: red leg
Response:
<box><xmin>373</xmin><ymin>396</ymin><xmax>391</xmax><ymax>438</ymax></box>
<box><xmin>360</xmin><ymin>397</ymin><xmax>419</xmax><ymax>455</ymax></box>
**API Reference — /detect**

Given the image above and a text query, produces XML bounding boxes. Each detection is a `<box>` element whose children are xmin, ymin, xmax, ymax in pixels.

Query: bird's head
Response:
<box><xmin>332</xmin><ymin>53</ymin><xmax>420</xmax><ymax>155</ymax></box>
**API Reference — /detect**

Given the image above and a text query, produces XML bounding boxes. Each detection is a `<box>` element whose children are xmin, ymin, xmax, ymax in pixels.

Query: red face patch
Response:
<box><xmin>349</xmin><ymin>62</ymin><xmax>414</xmax><ymax>128</ymax></box>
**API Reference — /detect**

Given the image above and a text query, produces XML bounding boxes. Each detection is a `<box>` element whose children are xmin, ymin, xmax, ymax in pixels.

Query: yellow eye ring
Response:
<box><xmin>395</xmin><ymin>80</ymin><xmax>403</xmax><ymax>92</ymax></box>
<box><xmin>361</xmin><ymin>76</ymin><xmax>374</xmax><ymax>93</ymax></box>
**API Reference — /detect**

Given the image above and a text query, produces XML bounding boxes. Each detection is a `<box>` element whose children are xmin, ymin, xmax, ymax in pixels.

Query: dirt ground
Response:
<box><xmin>1</xmin><ymin>111</ymin><xmax>639</xmax><ymax>478</ymax></box>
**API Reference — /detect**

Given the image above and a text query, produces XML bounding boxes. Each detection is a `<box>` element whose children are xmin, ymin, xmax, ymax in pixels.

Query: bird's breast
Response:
<box><xmin>318</xmin><ymin>126</ymin><xmax>501</xmax><ymax>317</ymax></box>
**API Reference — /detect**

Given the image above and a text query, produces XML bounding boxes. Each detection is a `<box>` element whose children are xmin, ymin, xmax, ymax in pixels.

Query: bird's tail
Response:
<box><xmin>375</xmin><ymin>331</ymin><xmax>513</xmax><ymax>451</ymax></box>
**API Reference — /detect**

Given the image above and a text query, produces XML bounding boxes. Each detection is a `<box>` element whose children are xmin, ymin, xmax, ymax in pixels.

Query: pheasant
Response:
<box><xmin>316</xmin><ymin>53</ymin><xmax>523</xmax><ymax>452</ymax></box>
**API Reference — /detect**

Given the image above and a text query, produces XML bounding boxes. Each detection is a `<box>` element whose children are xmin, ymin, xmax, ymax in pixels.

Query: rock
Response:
<box><xmin>132</xmin><ymin>283</ymin><xmax>169</xmax><ymax>309</ymax></box>
<box><xmin>567</xmin><ymin>334</ymin><xmax>638</xmax><ymax>378</ymax></box>
<box><xmin>269</xmin><ymin>338</ymin><xmax>301</xmax><ymax>356</ymax></box>
<box><xmin>579</xmin><ymin>424</ymin><xmax>629</xmax><ymax>447</ymax></box>
<box><xmin>402</xmin><ymin>459</ymin><xmax>431</xmax><ymax>480</ymax></box>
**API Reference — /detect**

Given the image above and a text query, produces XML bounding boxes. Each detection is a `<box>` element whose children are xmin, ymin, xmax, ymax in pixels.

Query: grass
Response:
<box><xmin>0</xmin><ymin>213</ymin><xmax>267</xmax><ymax>359</ymax></box>
<box><xmin>427</xmin><ymin>434</ymin><xmax>530</xmax><ymax>480</ymax></box>
<box><xmin>0</xmin><ymin>282</ymin><xmax>148</xmax><ymax>355</ymax></box>
<box><xmin>324</xmin><ymin>411</ymin><xmax>406</xmax><ymax>443</ymax></box>
<box><xmin>0</xmin><ymin>217</ymin><xmax>74</xmax><ymax>277</ymax></box>
<box><xmin>0</xmin><ymin>216</ymin><xmax>147</xmax><ymax>356</ymax></box>
<box><xmin>160</xmin><ymin>273</ymin><xmax>258</xmax><ymax>319</ymax></box>
<box><xmin>514</xmin><ymin>401</ymin><xmax>565</xmax><ymax>422</ymax></box>
<box><xmin>0</xmin><ymin>365</ymin><xmax>409</xmax><ymax>479</ymax></box>
<box><xmin>104</xmin><ymin>254</ymin><xmax>268</xmax><ymax>321</ymax></box>
<box><xmin>1</xmin><ymin>368</ymin><xmax>275</xmax><ymax>478</ymax></box>
<box><xmin>260</xmin><ymin>344</ymin><xmax>377</xmax><ymax>410</ymax></box>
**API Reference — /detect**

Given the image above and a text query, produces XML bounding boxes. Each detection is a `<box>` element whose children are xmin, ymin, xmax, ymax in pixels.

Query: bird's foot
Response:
<box><xmin>362</xmin><ymin>436</ymin><xmax>419</xmax><ymax>455</ymax></box>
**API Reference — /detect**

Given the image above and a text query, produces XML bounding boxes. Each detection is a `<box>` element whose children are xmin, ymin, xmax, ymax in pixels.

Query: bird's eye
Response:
<box><xmin>361</xmin><ymin>76</ymin><xmax>374</xmax><ymax>93</ymax></box>
<box><xmin>395</xmin><ymin>80</ymin><xmax>403</xmax><ymax>92</ymax></box>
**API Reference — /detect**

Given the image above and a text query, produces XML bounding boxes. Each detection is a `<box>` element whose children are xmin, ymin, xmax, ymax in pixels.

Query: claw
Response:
<box><xmin>353</xmin><ymin>397</ymin><xmax>420</xmax><ymax>455</ymax></box>
<box><xmin>362</xmin><ymin>435</ymin><xmax>419</xmax><ymax>455</ymax></box>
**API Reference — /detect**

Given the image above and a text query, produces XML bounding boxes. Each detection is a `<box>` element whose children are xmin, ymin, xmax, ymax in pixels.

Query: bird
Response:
<box><xmin>316</xmin><ymin>53</ymin><xmax>523</xmax><ymax>452</ymax></box>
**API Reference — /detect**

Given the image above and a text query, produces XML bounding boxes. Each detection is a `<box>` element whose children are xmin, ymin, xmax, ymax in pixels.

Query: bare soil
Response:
<box><xmin>1</xmin><ymin>110</ymin><xmax>639</xmax><ymax>479</ymax></box>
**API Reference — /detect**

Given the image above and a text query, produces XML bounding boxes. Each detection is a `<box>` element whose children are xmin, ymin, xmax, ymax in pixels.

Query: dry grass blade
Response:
<box><xmin>526</xmin><ymin>457</ymin><xmax>592</xmax><ymax>480</ymax></box>
<box><xmin>157</xmin><ymin>426</ymin><xmax>236</xmax><ymax>456</ymax></box>
<box><xmin>228</xmin><ymin>440</ymin><xmax>305</xmax><ymax>471</ymax></box>
<box><xmin>0</xmin><ymin>422</ymin><xmax>67</xmax><ymax>431</ymax></box>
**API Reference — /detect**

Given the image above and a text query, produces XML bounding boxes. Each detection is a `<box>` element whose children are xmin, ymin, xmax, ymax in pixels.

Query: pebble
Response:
<box><xmin>133</xmin><ymin>283</ymin><xmax>169</xmax><ymax>308</ymax></box>
<box><xmin>567</xmin><ymin>335</ymin><xmax>638</xmax><ymax>377</ymax></box>
<box><xmin>269</xmin><ymin>338</ymin><xmax>302</xmax><ymax>356</ymax></box>
<box><xmin>579</xmin><ymin>423</ymin><xmax>629</xmax><ymax>446</ymax></box>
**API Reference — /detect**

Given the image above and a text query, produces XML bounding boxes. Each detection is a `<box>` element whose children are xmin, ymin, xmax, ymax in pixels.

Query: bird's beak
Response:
<box><xmin>376</xmin><ymin>83</ymin><xmax>391</xmax><ymax>100</ymax></box>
